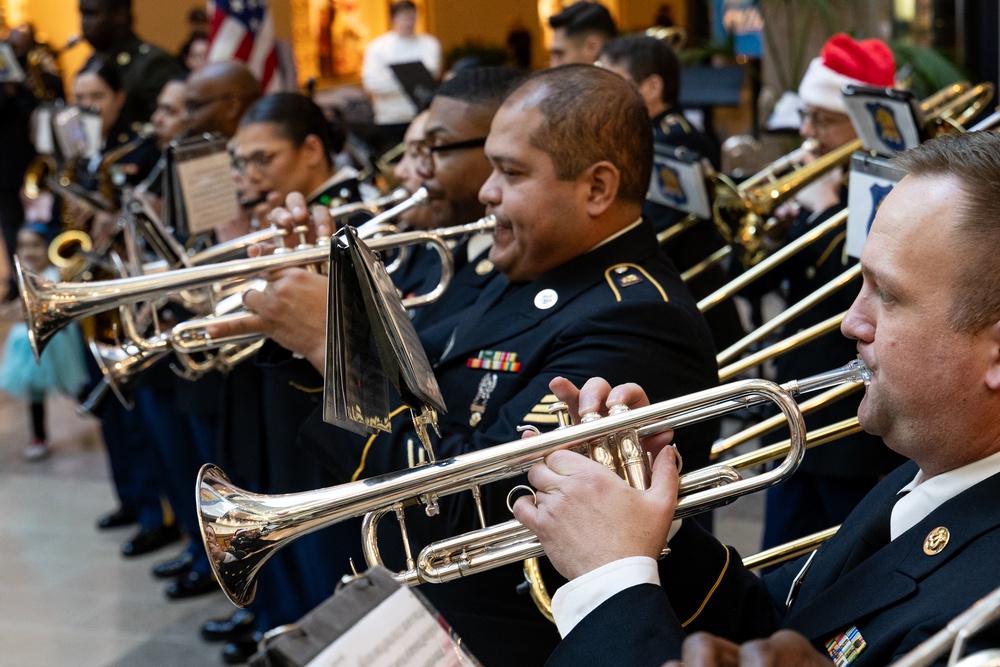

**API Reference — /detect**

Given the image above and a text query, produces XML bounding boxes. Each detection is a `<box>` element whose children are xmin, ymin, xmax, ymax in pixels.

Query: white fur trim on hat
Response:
<box><xmin>797</xmin><ymin>57</ymin><xmax>866</xmax><ymax>115</ymax></box>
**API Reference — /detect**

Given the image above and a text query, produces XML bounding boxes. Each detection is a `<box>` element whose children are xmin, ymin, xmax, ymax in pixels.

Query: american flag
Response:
<box><xmin>207</xmin><ymin>0</ymin><xmax>284</xmax><ymax>92</ymax></box>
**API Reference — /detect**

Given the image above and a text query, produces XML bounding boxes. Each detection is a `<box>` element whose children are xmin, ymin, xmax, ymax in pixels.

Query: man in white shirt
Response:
<box><xmin>361</xmin><ymin>1</ymin><xmax>441</xmax><ymax>150</ymax></box>
<box><xmin>513</xmin><ymin>130</ymin><xmax>1000</xmax><ymax>666</ymax></box>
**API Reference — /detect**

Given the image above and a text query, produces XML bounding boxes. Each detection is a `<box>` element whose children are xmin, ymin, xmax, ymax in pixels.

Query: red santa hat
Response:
<box><xmin>798</xmin><ymin>34</ymin><xmax>896</xmax><ymax>114</ymax></box>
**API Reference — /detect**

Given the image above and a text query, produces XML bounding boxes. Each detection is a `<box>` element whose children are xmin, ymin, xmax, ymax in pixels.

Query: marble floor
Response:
<box><xmin>0</xmin><ymin>311</ymin><xmax>765</xmax><ymax>667</ymax></box>
<box><xmin>0</xmin><ymin>315</ymin><xmax>234</xmax><ymax>667</ymax></box>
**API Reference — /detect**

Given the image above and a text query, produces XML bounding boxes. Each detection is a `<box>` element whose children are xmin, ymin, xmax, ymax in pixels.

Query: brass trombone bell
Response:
<box><xmin>197</xmin><ymin>359</ymin><xmax>871</xmax><ymax>607</ymax></box>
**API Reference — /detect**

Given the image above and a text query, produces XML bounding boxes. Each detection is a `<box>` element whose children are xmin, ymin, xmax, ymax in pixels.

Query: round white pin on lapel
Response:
<box><xmin>534</xmin><ymin>289</ymin><xmax>558</xmax><ymax>309</ymax></box>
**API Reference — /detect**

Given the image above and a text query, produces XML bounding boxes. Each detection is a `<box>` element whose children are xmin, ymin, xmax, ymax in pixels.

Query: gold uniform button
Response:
<box><xmin>475</xmin><ymin>259</ymin><xmax>493</xmax><ymax>275</ymax></box>
<box><xmin>117</xmin><ymin>52</ymin><xmax>131</xmax><ymax>66</ymax></box>
<box><xmin>923</xmin><ymin>526</ymin><xmax>950</xmax><ymax>555</ymax></box>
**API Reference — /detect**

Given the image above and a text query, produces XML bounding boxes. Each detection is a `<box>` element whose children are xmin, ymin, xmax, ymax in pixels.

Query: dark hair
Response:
<box><xmin>239</xmin><ymin>93</ymin><xmax>337</xmax><ymax>166</ymax></box>
<box><xmin>892</xmin><ymin>131</ymin><xmax>1000</xmax><ymax>333</ymax></box>
<box><xmin>435</xmin><ymin>66</ymin><xmax>527</xmax><ymax>112</ymax></box>
<box><xmin>548</xmin><ymin>2</ymin><xmax>617</xmax><ymax>39</ymax></box>
<box><xmin>177</xmin><ymin>30</ymin><xmax>208</xmax><ymax>71</ymax></box>
<box><xmin>600</xmin><ymin>34</ymin><xmax>680</xmax><ymax>106</ymax></box>
<box><xmin>77</xmin><ymin>58</ymin><xmax>124</xmax><ymax>93</ymax></box>
<box><xmin>389</xmin><ymin>1</ymin><xmax>416</xmax><ymax>18</ymax></box>
<box><xmin>506</xmin><ymin>65</ymin><xmax>651</xmax><ymax>203</ymax></box>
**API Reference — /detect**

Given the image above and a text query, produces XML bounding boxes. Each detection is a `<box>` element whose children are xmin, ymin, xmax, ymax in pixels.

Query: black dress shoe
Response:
<box><xmin>121</xmin><ymin>524</ymin><xmax>181</xmax><ymax>557</ymax></box>
<box><xmin>222</xmin><ymin>631</ymin><xmax>263</xmax><ymax>665</ymax></box>
<box><xmin>165</xmin><ymin>571</ymin><xmax>219</xmax><ymax>600</ymax></box>
<box><xmin>97</xmin><ymin>507</ymin><xmax>138</xmax><ymax>530</ymax></box>
<box><xmin>151</xmin><ymin>552</ymin><xmax>193</xmax><ymax>579</ymax></box>
<box><xmin>201</xmin><ymin>608</ymin><xmax>257</xmax><ymax>642</ymax></box>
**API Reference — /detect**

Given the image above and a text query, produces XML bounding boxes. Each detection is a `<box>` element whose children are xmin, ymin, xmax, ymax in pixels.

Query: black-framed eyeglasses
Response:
<box><xmin>231</xmin><ymin>147</ymin><xmax>292</xmax><ymax>172</ymax></box>
<box><xmin>184</xmin><ymin>94</ymin><xmax>231</xmax><ymax>113</ymax></box>
<box><xmin>414</xmin><ymin>137</ymin><xmax>488</xmax><ymax>167</ymax></box>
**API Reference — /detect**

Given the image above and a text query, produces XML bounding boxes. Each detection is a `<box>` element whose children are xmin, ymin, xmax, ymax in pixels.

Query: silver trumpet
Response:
<box><xmin>185</xmin><ymin>187</ymin><xmax>417</xmax><ymax>267</ymax></box>
<box><xmin>16</xmin><ymin>213</ymin><xmax>494</xmax><ymax>360</ymax></box>
<box><xmin>167</xmin><ymin>214</ymin><xmax>492</xmax><ymax>355</ymax></box>
<box><xmin>197</xmin><ymin>359</ymin><xmax>871</xmax><ymax>607</ymax></box>
<box><xmin>891</xmin><ymin>584</ymin><xmax>1000</xmax><ymax>667</ymax></box>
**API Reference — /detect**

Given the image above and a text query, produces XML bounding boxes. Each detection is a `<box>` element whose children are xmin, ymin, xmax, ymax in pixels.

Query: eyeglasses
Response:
<box><xmin>184</xmin><ymin>94</ymin><xmax>231</xmax><ymax>113</ymax></box>
<box><xmin>414</xmin><ymin>137</ymin><xmax>488</xmax><ymax>169</ymax></box>
<box><xmin>798</xmin><ymin>108</ymin><xmax>852</xmax><ymax>132</ymax></box>
<box><xmin>231</xmin><ymin>147</ymin><xmax>292</xmax><ymax>172</ymax></box>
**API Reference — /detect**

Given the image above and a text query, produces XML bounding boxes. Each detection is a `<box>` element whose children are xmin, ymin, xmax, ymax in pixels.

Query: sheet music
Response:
<box><xmin>175</xmin><ymin>151</ymin><xmax>240</xmax><ymax>235</ymax></box>
<box><xmin>323</xmin><ymin>227</ymin><xmax>446</xmax><ymax>434</ymax></box>
<box><xmin>325</xmin><ymin>235</ymin><xmax>391</xmax><ymax>435</ymax></box>
<box><xmin>346</xmin><ymin>228</ymin><xmax>446</xmax><ymax>414</ymax></box>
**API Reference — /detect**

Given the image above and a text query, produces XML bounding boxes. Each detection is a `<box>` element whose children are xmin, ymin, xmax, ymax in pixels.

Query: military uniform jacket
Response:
<box><xmin>297</xmin><ymin>219</ymin><xmax>719</xmax><ymax>666</ymax></box>
<box><xmin>547</xmin><ymin>461</ymin><xmax>1000</xmax><ymax>667</ymax></box>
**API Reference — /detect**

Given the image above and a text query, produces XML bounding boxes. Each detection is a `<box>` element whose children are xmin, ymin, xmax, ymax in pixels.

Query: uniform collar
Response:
<box><xmin>891</xmin><ymin>448</ymin><xmax>1000</xmax><ymax>539</ymax></box>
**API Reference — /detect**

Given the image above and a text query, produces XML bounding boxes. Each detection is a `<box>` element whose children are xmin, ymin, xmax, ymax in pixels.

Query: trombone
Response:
<box><xmin>891</xmin><ymin>584</ymin><xmax>1000</xmax><ymax>667</ymax></box>
<box><xmin>197</xmin><ymin>359</ymin><xmax>871</xmax><ymax>607</ymax></box>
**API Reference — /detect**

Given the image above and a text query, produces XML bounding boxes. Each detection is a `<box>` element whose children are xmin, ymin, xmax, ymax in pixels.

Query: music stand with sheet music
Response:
<box><xmin>389</xmin><ymin>61</ymin><xmax>438</xmax><ymax>111</ymax></box>
<box><xmin>325</xmin><ymin>227</ymin><xmax>447</xmax><ymax>463</ymax></box>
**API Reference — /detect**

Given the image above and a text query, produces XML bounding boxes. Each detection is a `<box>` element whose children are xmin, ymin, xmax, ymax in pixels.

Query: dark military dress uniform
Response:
<box><xmin>298</xmin><ymin>219</ymin><xmax>720</xmax><ymax>666</ymax></box>
<box><xmin>645</xmin><ymin>109</ymin><xmax>745</xmax><ymax>352</ymax></box>
<box><xmin>547</xmin><ymin>462</ymin><xmax>1000</xmax><ymax>667</ymax></box>
<box><xmin>221</xmin><ymin>172</ymin><xmax>368</xmax><ymax>632</ymax></box>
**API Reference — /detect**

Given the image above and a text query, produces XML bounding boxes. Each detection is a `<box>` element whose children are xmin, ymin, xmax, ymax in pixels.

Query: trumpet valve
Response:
<box><xmin>580</xmin><ymin>412</ymin><xmax>618</xmax><ymax>473</ymax></box>
<box><xmin>546</xmin><ymin>401</ymin><xmax>572</xmax><ymax>428</ymax></box>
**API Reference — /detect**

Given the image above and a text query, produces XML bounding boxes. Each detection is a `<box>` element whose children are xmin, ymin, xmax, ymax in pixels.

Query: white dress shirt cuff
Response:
<box><xmin>551</xmin><ymin>556</ymin><xmax>660</xmax><ymax>638</ymax></box>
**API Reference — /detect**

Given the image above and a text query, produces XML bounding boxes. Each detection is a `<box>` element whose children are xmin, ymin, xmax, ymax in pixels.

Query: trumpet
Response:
<box><xmin>185</xmin><ymin>187</ymin><xmax>417</xmax><ymax>267</ymax></box>
<box><xmin>197</xmin><ymin>359</ymin><xmax>871</xmax><ymax>607</ymax></box>
<box><xmin>18</xmin><ymin>215</ymin><xmax>495</xmax><ymax>360</ymax></box>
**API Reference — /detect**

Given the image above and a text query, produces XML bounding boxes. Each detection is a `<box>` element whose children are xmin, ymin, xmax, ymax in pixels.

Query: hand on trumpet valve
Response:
<box><xmin>510</xmin><ymin>376</ymin><xmax>680</xmax><ymax>581</ymax></box>
<box><xmin>512</xmin><ymin>443</ymin><xmax>680</xmax><ymax>581</ymax></box>
<box><xmin>548</xmin><ymin>376</ymin><xmax>676</xmax><ymax>459</ymax></box>
<box><xmin>256</xmin><ymin>191</ymin><xmax>334</xmax><ymax>255</ymax></box>
<box><xmin>205</xmin><ymin>267</ymin><xmax>329</xmax><ymax>371</ymax></box>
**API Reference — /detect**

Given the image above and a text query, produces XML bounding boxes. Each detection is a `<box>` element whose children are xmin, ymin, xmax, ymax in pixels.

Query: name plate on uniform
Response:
<box><xmin>843</xmin><ymin>85</ymin><xmax>924</xmax><ymax>157</ymax></box>
<box><xmin>846</xmin><ymin>152</ymin><xmax>907</xmax><ymax>259</ymax></box>
<box><xmin>647</xmin><ymin>145</ymin><xmax>712</xmax><ymax>219</ymax></box>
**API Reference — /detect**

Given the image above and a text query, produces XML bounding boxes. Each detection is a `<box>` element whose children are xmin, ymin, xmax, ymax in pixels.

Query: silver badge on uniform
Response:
<box><xmin>469</xmin><ymin>372</ymin><xmax>498</xmax><ymax>427</ymax></box>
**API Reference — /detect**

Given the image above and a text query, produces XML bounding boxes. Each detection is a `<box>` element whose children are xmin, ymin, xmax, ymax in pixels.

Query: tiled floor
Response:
<box><xmin>0</xmin><ymin>314</ymin><xmax>234</xmax><ymax>667</ymax></box>
<box><xmin>0</xmin><ymin>312</ymin><xmax>765</xmax><ymax>667</ymax></box>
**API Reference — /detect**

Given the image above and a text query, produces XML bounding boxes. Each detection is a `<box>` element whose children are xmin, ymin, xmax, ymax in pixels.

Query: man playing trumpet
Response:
<box><xmin>514</xmin><ymin>130</ymin><xmax>1000</xmax><ymax>666</ymax></box>
<box><xmin>208</xmin><ymin>65</ymin><xmax>720</xmax><ymax>665</ymax></box>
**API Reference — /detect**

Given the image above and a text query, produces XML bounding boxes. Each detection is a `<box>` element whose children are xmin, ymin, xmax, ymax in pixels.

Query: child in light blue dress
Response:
<box><xmin>0</xmin><ymin>224</ymin><xmax>89</xmax><ymax>461</ymax></box>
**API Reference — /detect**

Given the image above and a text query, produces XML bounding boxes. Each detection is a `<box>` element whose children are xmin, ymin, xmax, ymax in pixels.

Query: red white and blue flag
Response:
<box><xmin>207</xmin><ymin>0</ymin><xmax>284</xmax><ymax>92</ymax></box>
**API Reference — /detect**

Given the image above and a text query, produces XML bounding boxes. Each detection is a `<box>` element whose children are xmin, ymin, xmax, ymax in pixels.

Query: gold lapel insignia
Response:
<box><xmin>923</xmin><ymin>526</ymin><xmax>950</xmax><ymax>555</ymax></box>
<box><xmin>475</xmin><ymin>258</ymin><xmax>494</xmax><ymax>275</ymax></box>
